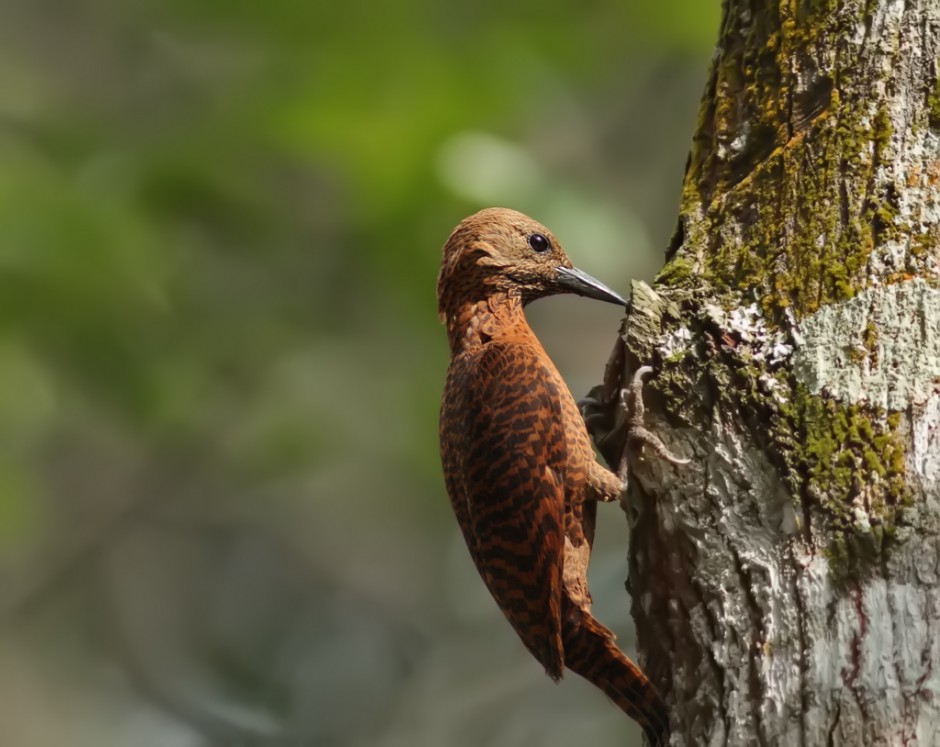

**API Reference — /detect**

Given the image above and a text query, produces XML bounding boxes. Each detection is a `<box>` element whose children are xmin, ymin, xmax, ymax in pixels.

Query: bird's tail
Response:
<box><xmin>562</xmin><ymin>602</ymin><xmax>669</xmax><ymax>746</ymax></box>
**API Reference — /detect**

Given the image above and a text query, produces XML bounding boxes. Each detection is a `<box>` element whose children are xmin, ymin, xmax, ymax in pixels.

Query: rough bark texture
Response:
<box><xmin>593</xmin><ymin>2</ymin><xmax>940</xmax><ymax>745</ymax></box>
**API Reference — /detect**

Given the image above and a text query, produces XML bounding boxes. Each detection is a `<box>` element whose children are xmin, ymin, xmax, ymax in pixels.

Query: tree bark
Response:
<box><xmin>592</xmin><ymin>2</ymin><xmax>940</xmax><ymax>744</ymax></box>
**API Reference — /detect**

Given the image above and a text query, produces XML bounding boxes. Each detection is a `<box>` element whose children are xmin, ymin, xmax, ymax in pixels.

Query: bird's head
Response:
<box><xmin>437</xmin><ymin>207</ymin><xmax>626</xmax><ymax>321</ymax></box>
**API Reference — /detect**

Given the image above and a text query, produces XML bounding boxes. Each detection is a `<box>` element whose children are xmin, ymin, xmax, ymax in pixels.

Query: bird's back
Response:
<box><xmin>440</xmin><ymin>337</ymin><xmax>571</xmax><ymax>677</ymax></box>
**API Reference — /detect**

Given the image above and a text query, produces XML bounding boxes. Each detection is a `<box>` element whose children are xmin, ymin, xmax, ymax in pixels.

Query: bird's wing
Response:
<box><xmin>444</xmin><ymin>342</ymin><xmax>567</xmax><ymax>679</ymax></box>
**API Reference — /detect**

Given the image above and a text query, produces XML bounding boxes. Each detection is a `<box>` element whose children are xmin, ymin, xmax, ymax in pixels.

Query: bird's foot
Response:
<box><xmin>618</xmin><ymin>366</ymin><xmax>689</xmax><ymax>481</ymax></box>
<box><xmin>578</xmin><ymin>384</ymin><xmax>614</xmax><ymax>438</ymax></box>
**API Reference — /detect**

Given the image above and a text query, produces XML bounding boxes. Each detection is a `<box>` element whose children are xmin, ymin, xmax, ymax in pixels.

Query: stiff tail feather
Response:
<box><xmin>562</xmin><ymin>602</ymin><xmax>669</xmax><ymax>746</ymax></box>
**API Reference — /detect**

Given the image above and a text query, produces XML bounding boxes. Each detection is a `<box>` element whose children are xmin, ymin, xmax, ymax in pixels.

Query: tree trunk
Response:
<box><xmin>592</xmin><ymin>2</ymin><xmax>940</xmax><ymax>744</ymax></box>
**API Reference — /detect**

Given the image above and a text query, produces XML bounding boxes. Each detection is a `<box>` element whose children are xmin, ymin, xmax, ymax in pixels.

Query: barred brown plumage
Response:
<box><xmin>437</xmin><ymin>207</ymin><xmax>671</xmax><ymax>745</ymax></box>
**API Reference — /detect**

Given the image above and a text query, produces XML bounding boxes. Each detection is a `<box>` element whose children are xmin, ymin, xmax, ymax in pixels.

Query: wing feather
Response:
<box><xmin>440</xmin><ymin>342</ymin><xmax>567</xmax><ymax>678</ymax></box>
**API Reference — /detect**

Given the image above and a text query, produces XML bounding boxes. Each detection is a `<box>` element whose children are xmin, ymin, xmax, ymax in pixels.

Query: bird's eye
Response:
<box><xmin>527</xmin><ymin>233</ymin><xmax>551</xmax><ymax>253</ymax></box>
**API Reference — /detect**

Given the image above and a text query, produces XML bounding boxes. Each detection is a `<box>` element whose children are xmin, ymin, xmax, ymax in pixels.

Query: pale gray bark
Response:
<box><xmin>592</xmin><ymin>2</ymin><xmax>940</xmax><ymax>745</ymax></box>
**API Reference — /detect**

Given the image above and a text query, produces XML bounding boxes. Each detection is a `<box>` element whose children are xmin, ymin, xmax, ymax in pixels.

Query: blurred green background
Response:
<box><xmin>0</xmin><ymin>2</ymin><xmax>718</xmax><ymax>745</ymax></box>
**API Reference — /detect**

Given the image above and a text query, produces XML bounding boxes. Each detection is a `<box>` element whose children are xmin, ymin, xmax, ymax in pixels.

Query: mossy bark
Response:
<box><xmin>598</xmin><ymin>2</ymin><xmax>940</xmax><ymax>744</ymax></box>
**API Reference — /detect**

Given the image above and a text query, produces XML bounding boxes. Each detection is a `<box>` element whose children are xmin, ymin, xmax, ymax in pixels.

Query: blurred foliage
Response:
<box><xmin>0</xmin><ymin>1</ymin><xmax>719</xmax><ymax>745</ymax></box>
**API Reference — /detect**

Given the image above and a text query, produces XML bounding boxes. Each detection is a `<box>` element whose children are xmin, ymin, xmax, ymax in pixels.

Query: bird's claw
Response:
<box><xmin>578</xmin><ymin>384</ymin><xmax>615</xmax><ymax>442</ymax></box>
<box><xmin>619</xmin><ymin>367</ymin><xmax>689</xmax><ymax>480</ymax></box>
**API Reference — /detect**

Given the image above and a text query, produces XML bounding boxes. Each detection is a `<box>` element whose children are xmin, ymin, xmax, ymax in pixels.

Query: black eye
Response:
<box><xmin>527</xmin><ymin>233</ymin><xmax>551</xmax><ymax>253</ymax></box>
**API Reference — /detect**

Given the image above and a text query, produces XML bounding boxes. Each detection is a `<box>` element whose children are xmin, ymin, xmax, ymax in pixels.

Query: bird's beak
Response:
<box><xmin>555</xmin><ymin>266</ymin><xmax>627</xmax><ymax>307</ymax></box>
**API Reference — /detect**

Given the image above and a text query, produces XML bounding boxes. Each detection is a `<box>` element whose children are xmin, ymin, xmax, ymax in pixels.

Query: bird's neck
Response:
<box><xmin>445</xmin><ymin>291</ymin><xmax>536</xmax><ymax>355</ymax></box>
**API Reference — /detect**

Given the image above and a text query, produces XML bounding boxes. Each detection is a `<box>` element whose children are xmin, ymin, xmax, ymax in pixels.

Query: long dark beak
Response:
<box><xmin>556</xmin><ymin>266</ymin><xmax>627</xmax><ymax>307</ymax></box>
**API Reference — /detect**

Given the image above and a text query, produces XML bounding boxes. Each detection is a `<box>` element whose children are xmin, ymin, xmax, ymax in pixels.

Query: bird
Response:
<box><xmin>437</xmin><ymin>207</ymin><xmax>673</xmax><ymax>745</ymax></box>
